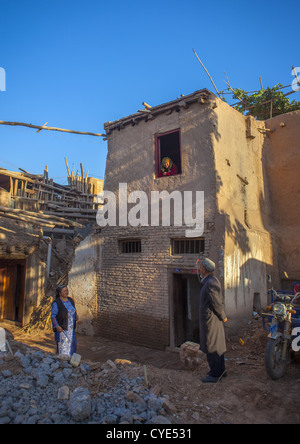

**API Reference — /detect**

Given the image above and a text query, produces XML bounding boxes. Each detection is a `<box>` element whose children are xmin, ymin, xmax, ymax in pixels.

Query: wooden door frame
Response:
<box><xmin>168</xmin><ymin>266</ymin><xmax>201</xmax><ymax>348</ymax></box>
<box><xmin>0</xmin><ymin>259</ymin><xmax>26</xmax><ymax>324</ymax></box>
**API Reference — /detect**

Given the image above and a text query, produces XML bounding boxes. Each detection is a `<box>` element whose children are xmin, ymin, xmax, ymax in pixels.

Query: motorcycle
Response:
<box><xmin>263</xmin><ymin>285</ymin><xmax>300</xmax><ymax>380</ymax></box>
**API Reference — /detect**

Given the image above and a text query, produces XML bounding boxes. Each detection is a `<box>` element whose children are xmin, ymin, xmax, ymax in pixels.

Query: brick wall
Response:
<box><xmin>95</xmin><ymin>223</ymin><xmax>214</xmax><ymax>350</ymax></box>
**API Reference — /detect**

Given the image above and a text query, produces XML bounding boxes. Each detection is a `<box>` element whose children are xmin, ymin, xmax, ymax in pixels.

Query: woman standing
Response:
<box><xmin>51</xmin><ymin>285</ymin><xmax>78</xmax><ymax>357</ymax></box>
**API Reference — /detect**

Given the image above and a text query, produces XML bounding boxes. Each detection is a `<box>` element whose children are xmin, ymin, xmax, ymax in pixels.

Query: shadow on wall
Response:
<box><xmin>223</xmin><ymin>211</ymin><xmax>251</xmax><ymax>256</ymax></box>
<box><xmin>68</xmin><ymin>235</ymin><xmax>101</xmax><ymax>336</ymax></box>
<box><xmin>224</xmin><ymin>257</ymin><xmax>268</xmax><ymax>329</ymax></box>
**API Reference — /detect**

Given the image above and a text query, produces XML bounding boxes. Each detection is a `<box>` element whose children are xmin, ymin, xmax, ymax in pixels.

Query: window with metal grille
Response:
<box><xmin>119</xmin><ymin>239</ymin><xmax>142</xmax><ymax>254</ymax></box>
<box><xmin>171</xmin><ymin>238</ymin><xmax>204</xmax><ymax>255</ymax></box>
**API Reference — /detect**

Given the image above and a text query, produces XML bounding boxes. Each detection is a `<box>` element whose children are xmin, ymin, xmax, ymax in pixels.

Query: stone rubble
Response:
<box><xmin>0</xmin><ymin>348</ymin><xmax>175</xmax><ymax>424</ymax></box>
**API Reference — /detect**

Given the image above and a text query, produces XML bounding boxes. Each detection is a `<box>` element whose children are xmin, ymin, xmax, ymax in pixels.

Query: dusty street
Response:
<box><xmin>1</xmin><ymin>319</ymin><xmax>300</xmax><ymax>424</ymax></box>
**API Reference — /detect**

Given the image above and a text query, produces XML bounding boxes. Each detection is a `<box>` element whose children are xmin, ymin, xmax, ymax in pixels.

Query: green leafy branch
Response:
<box><xmin>227</xmin><ymin>84</ymin><xmax>300</xmax><ymax>120</ymax></box>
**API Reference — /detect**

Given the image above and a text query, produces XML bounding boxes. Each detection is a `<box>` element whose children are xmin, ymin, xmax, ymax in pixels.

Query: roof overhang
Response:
<box><xmin>104</xmin><ymin>89</ymin><xmax>214</xmax><ymax>134</ymax></box>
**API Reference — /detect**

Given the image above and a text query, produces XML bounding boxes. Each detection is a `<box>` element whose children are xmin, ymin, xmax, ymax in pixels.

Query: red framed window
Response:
<box><xmin>155</xmin><ymin>129</ymin><xmax>181</xmax><ymax>178</ymax></box>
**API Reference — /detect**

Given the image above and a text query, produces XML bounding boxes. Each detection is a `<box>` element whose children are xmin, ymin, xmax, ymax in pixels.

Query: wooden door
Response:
<box><xmin>3</xmin><ymin>265</ymin><xmax>17</xmax><ymax>321</ymax></box>
<box><xmin>0</xmin><ymin>261</ymin><xmax>26</xmax><ymax>323</ymax></box>
<box><xmin>0</xmin><ymin>267</ymin><xmax>6</xmax><ymax>321</ymax></box>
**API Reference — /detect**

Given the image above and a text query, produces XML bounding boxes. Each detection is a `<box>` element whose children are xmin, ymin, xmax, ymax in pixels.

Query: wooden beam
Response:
<box><xmin>44</xmin><ymin>211</ymin><xmax>96</xmax><ymax>220</ymax></box>
<box><xmin>0</xmin><ymin>121</ymin><xmax>106</xmax><ymax>137</ymax></box>
<box><xmin>0</xmin><ymin>205</ymin><xmax>83</xmax><ymax>228</ymax></box>
<box><xmin>0</xmin><ymin>211</ymin><xmax>57</xmax><ymax>227</ymax></box>
<box><xmin>142</xmin><ymin>102</ymin><xmax>152</xmax><ymax>110</ymax></box>
<box><xmin>46</xmin><ymin>203</ymin><xmax>98</xmax><ymax>213</ymax></box>
<box><xmin>0</xmin><ymin>169</ymin><xmax>35</xmax><ymax>183</ymax></box>
<box><xmin>0</xmin><ymin>253</ymin><xmax>28</xmax><ymax>260</ymax></box>
<box><xmin>43</xmin><ymin>228</ymin><xmax>75</xmax><ymax>234</ymax></box>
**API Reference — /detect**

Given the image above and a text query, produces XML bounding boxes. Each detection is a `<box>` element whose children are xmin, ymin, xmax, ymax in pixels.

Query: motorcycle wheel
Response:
<box><xmin>265</xmin><ymin>337</ymin><xmax>289</xmax><ymax>380</ymax></box>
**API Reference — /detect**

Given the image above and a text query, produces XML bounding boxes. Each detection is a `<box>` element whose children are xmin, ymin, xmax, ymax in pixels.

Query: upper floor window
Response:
<box><xmin>155</xmin><ymin>129</ymin><xmax>181</xmax><ymax>178</ymax></box>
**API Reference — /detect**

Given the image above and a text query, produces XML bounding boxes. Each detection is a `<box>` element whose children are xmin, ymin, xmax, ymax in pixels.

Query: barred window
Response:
<box><xmin>119</xmin><ymin>239</ymin><xmax>142</xmax><ymax>254</ymax></box>
<box><xmin>171</xmin><ymin>238</ymin><xmax>204</xmax><ymax>255</ymax></box>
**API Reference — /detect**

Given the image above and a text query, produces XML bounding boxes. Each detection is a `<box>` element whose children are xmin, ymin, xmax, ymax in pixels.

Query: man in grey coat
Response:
<box><xmin>199</xmin><ymin>258</ymin><xmax>227</xmax><ymax>383</ymax></box>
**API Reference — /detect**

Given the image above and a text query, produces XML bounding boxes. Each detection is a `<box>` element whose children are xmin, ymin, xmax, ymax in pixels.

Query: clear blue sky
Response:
<box><xmin>0</xmin><ymin>0</ymin><xmax>299</xmax><ymax>184</ymax></box>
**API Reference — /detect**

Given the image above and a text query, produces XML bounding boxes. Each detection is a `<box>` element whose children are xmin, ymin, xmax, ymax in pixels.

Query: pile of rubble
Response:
<box><xmin>0</xmin><ymin>346</ymin><xmax>176</xmax><ymax>424</ymax></box>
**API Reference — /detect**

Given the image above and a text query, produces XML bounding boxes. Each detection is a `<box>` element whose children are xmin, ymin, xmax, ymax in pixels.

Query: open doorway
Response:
<box><xmin>172</xmin><ymin>273</ymin><xmax>201</xmax><ymax>347</ymax></box>
<box><xmin>0</xmin><ymin>260</ymin><xmax>26</xmax><ymax>324</ymax></box>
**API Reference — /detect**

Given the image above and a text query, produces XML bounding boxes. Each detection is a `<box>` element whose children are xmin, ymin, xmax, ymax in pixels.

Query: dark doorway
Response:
<box><xmin>0</xmin><ymin>260</ymin><xmax>26</xmax><ymax>324</ymax></box>
<box><xmin>173</xmin><ymin>273</ymin><xmax>200</xmax><ymax>347</ymax></box>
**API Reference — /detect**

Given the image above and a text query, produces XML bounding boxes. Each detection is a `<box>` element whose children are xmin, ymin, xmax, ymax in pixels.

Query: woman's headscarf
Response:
<box><xmin>56</xmin><ymin>285</ymin><xmax>67</xmax><ymax>299</ymax></box>
<box><xmin>161</xmin><ymin>157</ymin><xmax>173</xmax><ymax>173</ymax></box>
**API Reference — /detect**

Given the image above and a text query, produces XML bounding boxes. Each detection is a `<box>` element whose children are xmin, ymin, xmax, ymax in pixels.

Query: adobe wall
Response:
<box><xmin>96</xmin><ymin>96</ymin><xmax>223</xmax><ymax>349</ymax></box>
<box><xmin>68</xmin><ymin>234</ymin><xmax>100</xmax><ymax>335</ymax></box>
<box><xmin>0</xmin><ymin>188</ymin><xmax>10</xmax><ymax>207</ymax></box>
<box><xmin>211</xmin><ymin>99</ymin><xmax>275</xmax><ymax>320</ymax></box>
<box><xmin>264</xmin><ymin>110</ymin><xmax>300</xmax><ymax>284</ymax></box>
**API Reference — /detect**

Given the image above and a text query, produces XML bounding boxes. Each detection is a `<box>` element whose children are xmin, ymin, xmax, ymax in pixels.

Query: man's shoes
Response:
<box><xmin>204</xmin><ymin>371</ymin><xmax>227</xmax><ymax>381</ymax></box>
<box><xmin>201</xmin><ymin>375</ymin><xmax>220</xmax><ymax>384</ymax></box>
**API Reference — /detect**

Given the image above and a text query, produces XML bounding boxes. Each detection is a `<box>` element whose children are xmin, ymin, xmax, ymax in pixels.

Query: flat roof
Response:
<box><xmin>104</xmin><ymin>88</ymin><xmax>213</xmax><ymax>133</ymax></box>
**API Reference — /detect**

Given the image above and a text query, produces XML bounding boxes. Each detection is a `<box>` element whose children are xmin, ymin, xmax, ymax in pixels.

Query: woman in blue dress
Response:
<box><xmin>51</xmin><ymin>285</ymin><xmax>78</xmax><ymax>357</ymax></box>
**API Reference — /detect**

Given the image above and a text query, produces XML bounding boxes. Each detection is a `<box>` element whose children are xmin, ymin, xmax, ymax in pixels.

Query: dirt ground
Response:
<box><xmin>1</xmin><ymin>319</ymin><xmax>300</xmax><ymax>424</ymax></box>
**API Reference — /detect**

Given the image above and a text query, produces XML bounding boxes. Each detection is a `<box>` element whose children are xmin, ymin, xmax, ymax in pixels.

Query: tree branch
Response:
<box><xmin>0</xmin><ymin>120</ymin><xmax>106</xmax><ymax>137</ymax></box>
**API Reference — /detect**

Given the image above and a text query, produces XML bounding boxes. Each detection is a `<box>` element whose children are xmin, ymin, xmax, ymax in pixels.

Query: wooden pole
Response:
<box><xmin>223</xmin><ymin>71</ymin><xmax>232</xmax><ymax>90</ymax></box>
<box><xmin>223</xmin><ymin>75</ymin><xmax>249</xmax><ymax>108</ymax></box>
<box><xmin>0</xmin><ymin>211</ymin><xmax>57</xmax><ymax>228</ymax></box>
<box><xmin>270</xmin><ymin>100</ymin><xmax>273</xmax><ymax>119</ymax></box>
<box><xmin>65</xmin><ymin>157</ymin><xmax>71</xmax><ymax>177</ymax></box>
<box><xmin>0</xmin><ymin>205</ymin><xmax>83</xmax><ymax>228</ymax></box>
<box><xmin>0</xmin><ymin>121</ymin><xmax>106</xmax><ymax>137</ymax></box>
<box><xmin>193</xmin><ymin>48</ymin><xmax>221</xmax><ymax>98</ymax></box>
<box><xmin>142</xmin><ymin>102</ymin><xmax>152</xmax><ymax>110</ymax></box>
<box><xmin>46</xmin><ymin>238</ymin><xmax>52</xmax><ymax>278</ymax></box>
<box><xmin>259</xmin><ymin>76</ymin><xmax>264</xmax><ymax>90</ymax></box>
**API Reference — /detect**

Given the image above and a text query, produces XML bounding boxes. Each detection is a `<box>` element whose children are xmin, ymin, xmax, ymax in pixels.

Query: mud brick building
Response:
<box><xmin>0</xmin><ymin>167</ymin><xmax>102</xmax><ymax>328</ymax></box>
<box><xmin>0</xmin><ymin>215</ymin><xmax>45</xmax><ymax>326</ymax></box>
<box><xmin>89</xmin><ymin>89</ymin><xmax>292</xmax><ymax>350</ymax></box>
